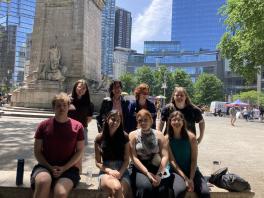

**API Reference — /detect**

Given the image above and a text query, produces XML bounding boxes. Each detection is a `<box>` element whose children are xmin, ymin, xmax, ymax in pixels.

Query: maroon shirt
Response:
<box><xmin>35</xmin><ymin>118</ymin><xmax>84</xmax><ymax>166</ymax></box>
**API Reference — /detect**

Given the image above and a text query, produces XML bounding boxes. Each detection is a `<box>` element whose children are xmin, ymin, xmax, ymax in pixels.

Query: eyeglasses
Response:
<box><xmin>137</xmin><ymin>118</ymin><xmax>149</xmax><ymax>123</ymax></box>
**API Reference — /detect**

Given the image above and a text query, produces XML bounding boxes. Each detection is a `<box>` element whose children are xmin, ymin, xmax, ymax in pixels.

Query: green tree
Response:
<box><xmin>233</xmin><ymin>90</ymin><xmax>264</xmax><ymax>106</ymax></box>
<box><xmin>194</xmin><ymin>73</ymin><xmax>224</xmax><ymax>105</ymax></box>
<box><xmin>171</xmin><ymin>69</ymin><xmax>194</xmax><ymax>98</ymax></box>
<box><xmin>218</xmin><ymin>0</ymin><xmax>264</xmax><ymax>82</ymax></box>
<box><xmin>119</xmin><ymin>73</ymin><xmax>136</xmax><ymax>94</ymax></box>
<box><xmin>135</xmin><ymin>66</ymin><xmax>155</xmax><ymax>95</ymax></box>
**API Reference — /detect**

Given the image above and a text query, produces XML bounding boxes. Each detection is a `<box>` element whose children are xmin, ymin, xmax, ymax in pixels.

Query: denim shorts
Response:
<box><xmin>98</xmin><ymin>160</ymin><xmax>131</xmax><ymax>187</ymax></box>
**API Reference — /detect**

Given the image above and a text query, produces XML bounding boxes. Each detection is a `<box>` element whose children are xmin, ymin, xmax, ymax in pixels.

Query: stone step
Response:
<box><xmin>0</xmin><ymin>171</ymin><xmax>255</xmax><ymax>198</ymax></box>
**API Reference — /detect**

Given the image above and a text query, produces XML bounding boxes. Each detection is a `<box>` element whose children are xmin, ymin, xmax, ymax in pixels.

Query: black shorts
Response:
<box><xmin>30</xmin><ymin>164</ymin><xmax>80</xmax><ymax>189</ymax></box>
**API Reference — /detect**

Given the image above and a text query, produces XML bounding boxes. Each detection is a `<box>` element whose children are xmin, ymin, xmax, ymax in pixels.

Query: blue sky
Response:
<box><xmin>116</xmin><ymin>0</ymin><xmax>172</xmax><ymax>53</ymax></box>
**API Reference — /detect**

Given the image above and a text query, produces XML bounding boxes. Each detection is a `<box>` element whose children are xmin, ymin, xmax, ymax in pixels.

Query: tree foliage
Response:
<box><xmin>134</xmin><ymin>66</ymin><xmax>155</xmax><ymax>95</ymax></box>
<box><xmin>233</xmin><ymin>90</ymin><xmax>264</xmax><ymax>106</ymax></box>
<box><xmin>218</xmin><ymin>0</ymin><xmax>264</xmax><ymax>82</ymax></box>
<box><xmin>119</xmin><ymin>73</ymin><xmax>136</xmax><ymax>94</ymax></box>
<box><xmin>172</xmin><ymin>69</ymin><xmax>194</xmax><ymax>97</ymax></box>
<box><xmin>194</xmin><ymin>73</ymin><xmax>224</xmax><ymax>105</ymax></box>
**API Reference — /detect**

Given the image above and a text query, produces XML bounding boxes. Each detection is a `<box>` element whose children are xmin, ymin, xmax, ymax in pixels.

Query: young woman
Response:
<box><xmin>127</xmin><ymin>83</ymin><xmax>156</xmax><ymax>132</ymax></box>
<box><xmin>68</xmin><ymin>79</ymin><xmax>94</xmax><ymax>145</ymax></box>
<box><xmin>165</xmin><ymin>111</ymin><xmax>210</xmax><ymax>198</ymax></box>
<box><xmin>95</xmin><ymin>110</ymin><xmax>132</xmax><ymax>198</ymax></box>
<box><xmin>96</xmin><ymin>80</ymin><xmax>130</xmax><ymax>133</ymax></box>
<box><xmin>129</xmin><ymin>109</ymin><xmax>171</xmax><ymax>198</ymax></box>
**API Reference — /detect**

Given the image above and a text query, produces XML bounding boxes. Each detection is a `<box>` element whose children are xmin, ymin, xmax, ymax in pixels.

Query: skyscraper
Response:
<box><xmin>0</xmin><ymin>0</ymin><xmax>36</xmax><ymax>88</ymax></box>
<box><xmin>114</xmin><ymin>7</ymin><xmax>132</xmax><ymax>49</ymax></box>
<box><xmin>101</xmin><ymin>0</ymin><xmax>116</xmax><ymax>77</ymax></box>
<box><xmin>171</xmin><ymin>0</ymin><xmax>226</xmax><ymax>51</ymax></box>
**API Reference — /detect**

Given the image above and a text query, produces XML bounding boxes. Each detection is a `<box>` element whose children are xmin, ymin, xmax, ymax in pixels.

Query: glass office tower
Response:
<box><xmin>171</xmin><ymin>0</ymin><xmax>226</xmax><ymax>51</ymax></box>
<box><xmin>0</xmin><ymin>0</ymin><xmax>36</xmax><ymax>88</ymax></box>
<box><xmin>101</xmin><ymin>0</ymin><xmax>116</xmax><ymax>77</ymax></box>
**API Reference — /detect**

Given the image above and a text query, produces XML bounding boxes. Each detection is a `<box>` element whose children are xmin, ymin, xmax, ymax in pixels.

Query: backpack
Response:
<box><xmin>209</xmin><ymin>167</ymin><xmax>251</xmax><ymax>192</ymax></box>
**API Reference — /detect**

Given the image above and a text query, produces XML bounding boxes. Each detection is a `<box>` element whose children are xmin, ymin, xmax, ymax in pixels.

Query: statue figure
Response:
<box><xmin>96</xmin><ymin>74</ymin><xmax>110</xmax><ymax>91</ymax></box>
<box><xmin>38</xmin><ymin>44</ymin><xmax>66</xmax><ymax>81</ymax></box>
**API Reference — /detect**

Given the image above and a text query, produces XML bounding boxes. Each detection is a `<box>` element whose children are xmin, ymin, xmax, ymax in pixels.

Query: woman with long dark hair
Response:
<box><xmin>95</xmin><ymin>110</ymin><xmax>132</xmax><ymax>198</ymax></box>
<box><xmin>165</xmin><ymin>111</ymin><xmax>210</xmax><ymax>198</ymax></box>
<box><xmin>68</xmin><ymin>79</ymin><xmax>94</xmax><ymax>145</ymax></box>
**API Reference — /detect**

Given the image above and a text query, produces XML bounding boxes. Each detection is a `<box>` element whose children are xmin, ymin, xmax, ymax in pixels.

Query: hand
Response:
<box><xmin>185</xmin><ymin>178</ymin><xmax>194</xmax><ymax>192</ymax></box>
<box><xmin>147</xmin><ymin>172</ymin><xmax>160</xmax><ymax>187</ymax></box>
<box><xmin>107</xmin><ymin>169</ymin><xmax>121</xmax><ymax>179</ymax></box>
<box><xmin>197</xmin><ymin>136</ymin><xmax>202</xmax><ymax>144</ymax></box>
<box><xmin>52</xmin><ymin>166</ymin><xmax>65</xmax><ymax>178</ymax></box>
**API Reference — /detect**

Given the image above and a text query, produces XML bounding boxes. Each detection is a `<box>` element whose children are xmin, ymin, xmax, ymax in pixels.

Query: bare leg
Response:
<box><xmin>53</xmin><ymin>178</ymin><xmax>74</xmax><ymax>198</ymax></box>
<box><xmin>100</xmin><ymin>175</ymin><xmax>123</xmax><ymax>198</ymax></box>
<box><xmin>33</xmin><ymin>172</ymin><xmax>52</xmax><ymax>198</ymax></box>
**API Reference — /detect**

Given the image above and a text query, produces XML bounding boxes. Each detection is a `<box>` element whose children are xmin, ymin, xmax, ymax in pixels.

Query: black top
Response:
<box><xmin>96</xmin><ymin>97</ymin><xmax>130</xmax><ymax>132</ymax></box>
<box><xmin>95</xmin><ymin>132</ymin><xmax>129</xmax><ymax>161</ymax></box>
<box><xmin>161</xmin><ymin>103</ymin><xmax>203</xmax><ymax>134</ymax></box>
<box><xmin>68</xmin><ymin>97</ymin><xmax>94</xmax><ymax>127</ymax></box>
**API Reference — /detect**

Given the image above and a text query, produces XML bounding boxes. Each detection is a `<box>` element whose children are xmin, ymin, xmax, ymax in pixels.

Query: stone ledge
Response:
<box><xmin>0</xmin><ymin>171</ymin><xmax>255</xmax><ymax>198</ymax></box>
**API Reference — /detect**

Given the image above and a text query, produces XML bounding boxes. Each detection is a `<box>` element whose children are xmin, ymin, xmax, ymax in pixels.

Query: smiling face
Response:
<box><xmin>112</xmin><ymin>82</ymin><xmax>122</xmax><ymax>97</ymax></box>
<box><xmin>139</xmin><ymin>90</ymin><xmax>149</xmax><ymax>101</ymax></box>
<box><xmin>174</xmin><ymin>90</ymin><xmax>186</xmax><ymax>109</ymax></box>
<box><xmin>107</xmin><ymin>112</ymin><xmax>121</xmax><ymax>134</ymax></box>
<box><xmin>54</xmin><ymin>99</ymin><xmax>69</xmax><ymax>117</ymax></box>
<box><xmin>136</xmin><ymin>109</ymin><xmax>153</xmax><ymax>131</ymax></box>
<box><xmin>170</xmin><ymin>115</ymin><xmax>184</xmax><ymax>130</ymax></box>
<box><xmin>75</xmin><ymin>82</ymin><xmax>87</xmax><ymax>98</ymax></box>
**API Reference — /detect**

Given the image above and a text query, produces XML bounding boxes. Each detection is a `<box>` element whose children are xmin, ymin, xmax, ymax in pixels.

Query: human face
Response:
<box><xmin>170</xmin><ymin>115</ymin><xmax>184</xmax><ymax>130</ymax></box>
<box><xmin>108</xmin><ymin>113</ymin><xmax>121</xmax><ymax>134</ymax></box>
<box><xmin>174</xmin><ymin>91</ymin><xmax>186</xmax><ymax>108</ymax></box>
<box><xmin>137</xmin><ymin>115</ymin><xmax>152</xmax><ymax>131</ymax></box>
<box><xmin>139</xmin><ymin>90</ymin><xmax>149</xmax><ymax>101</ymax></box>
<box><xmin>75</xmin><ymin>83</ymin><xmax>87</xmax><ymax>98</ymax></box>
<box><xmin>112</xmin><ymin>83</ymin><xmax>122</xmax><ymax>97</ymax></box>
<box><xmin>54</xmin><ymin>100</ymin><xmax>69</xmax><ymax>117</ymax></box>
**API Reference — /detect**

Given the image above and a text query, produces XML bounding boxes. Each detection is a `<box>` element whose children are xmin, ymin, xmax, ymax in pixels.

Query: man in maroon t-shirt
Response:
<box><xmin>30</xmin><ymin>93</ymin><xmax>85</xmax><ymax>198</ymax></box>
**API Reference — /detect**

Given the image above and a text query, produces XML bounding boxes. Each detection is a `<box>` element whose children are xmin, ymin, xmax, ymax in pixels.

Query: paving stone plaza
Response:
<box><xmin>0</xmin><ymin>115</ymin><xmax>263</xmax><ymax>197</ymax></box>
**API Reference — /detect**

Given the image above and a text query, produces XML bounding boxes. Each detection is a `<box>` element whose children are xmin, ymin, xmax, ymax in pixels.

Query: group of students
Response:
<box><xmin>30</xmin><ymin>79</ymin><xmax>210</xmax><ymax>198</ymax></box>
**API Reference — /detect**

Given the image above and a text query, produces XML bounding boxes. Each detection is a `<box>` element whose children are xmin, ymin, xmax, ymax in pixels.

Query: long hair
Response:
<box><xmin>170</xmin><ymin>86</ymin><xmax>193</xmax><ymax>107</ymax></box>
<box><xmin>108</xmin><ymin>80</ymin><xmax>123</xmax><ymax>99</ymax></box>
<box><xmin>71</xmin><ymin>79</ymin><xmax>91</xmax><ymax>105</ymax></box>
<box><xmin>102</xmin><ymin>110</ymin><xmax>125</xmax><ymax>143</ymax></box>
<box><xmin>166</xmin><ymin>111</ymin><xmax>188</xmax><ymax>139</ymax></box>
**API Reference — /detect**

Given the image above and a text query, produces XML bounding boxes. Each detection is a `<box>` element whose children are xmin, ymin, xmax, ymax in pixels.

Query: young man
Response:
<box><xmin>30</xmin><ymin>92</ymin><xmax>85</xmax><ymax>198</ymax></box>
<box><xmin>158</xmin><ymin>87</ymin><xmax>205</xmax><ymax>144</ymax></box>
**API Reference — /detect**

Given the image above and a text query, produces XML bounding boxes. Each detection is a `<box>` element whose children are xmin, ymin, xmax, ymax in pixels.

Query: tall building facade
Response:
<box><xmin>171</xmin><ymin>0</ymin><xmax>226</xmax><ymax>51</ymax></box>
<box><xmin>114</xmin><ymin>7</ymin><xmax>132</xmax><ymax>48</ymax></box>
<box><xmin>101</xmin><ymin>0</ymin><xmax>116</xmax><ymax>77</ymax></box>
<box><xmin>0</xmin><ymin>0</ymin><xmax>36</xmax><ymax>89</ymax></box>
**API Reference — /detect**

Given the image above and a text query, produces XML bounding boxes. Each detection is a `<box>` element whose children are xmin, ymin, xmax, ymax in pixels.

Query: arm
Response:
<box><xmin>34</xmin><ymin>139</ymin><xmax>52</xmax><ymax>170</ymax></box>
<box><xmin>197</xmin><ymin>119</ymin><xmax>205</xmax><ymax>144</ymax></box>
<box><xmin>62</xmin><ymin>140</ymin><xmax>85</xmax><ymax>171</ymax></box>
<box><xmin>188</xmin><ymin>132</ymin><xmax>198</xmax><ymax>191</ymax></box>
<box><xmin>156</xmin><ymin>131</ymin><xmax>168</xmax><ymax>174</ymax></box>
<box><xmin>118</xmin><ymin>142</ymin><xmax>130</xmax><ymax>178</ymax></box>
<box><xmin>158</xmin><ymin>120</ymin><xmax>165</xmax><ymax>133</ymax></box>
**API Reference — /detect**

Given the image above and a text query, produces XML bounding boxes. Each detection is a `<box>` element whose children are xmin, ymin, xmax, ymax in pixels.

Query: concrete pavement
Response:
<box><xmin>0</xmin><ymin>115</ymin><xmax>263</xmax><ymax>197</ymax></box>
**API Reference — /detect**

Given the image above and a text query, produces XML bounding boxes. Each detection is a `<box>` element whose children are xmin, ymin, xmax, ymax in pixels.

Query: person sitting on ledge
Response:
<box><xmin>30</xmin><ymin>92</ymin><xmax>85</xmax><ymax>198</ymax></box>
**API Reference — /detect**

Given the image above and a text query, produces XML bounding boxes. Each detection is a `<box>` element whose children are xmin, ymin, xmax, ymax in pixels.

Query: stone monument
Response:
<box><xmin>11</xmin><ymin>0</ymin><xmax>106</xmax><ymax>109</ymax></box>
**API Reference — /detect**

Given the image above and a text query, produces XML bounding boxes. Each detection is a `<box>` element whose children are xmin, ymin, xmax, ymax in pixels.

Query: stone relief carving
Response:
<box><xmin>38</xmin><ymin>44</ymin><xmax>66</xmax><ymax>81</ymax></box>
<box><xmin>95</xmin><ymin>74</ymin><xmax>111</xmax><ymax>92</ymax></box>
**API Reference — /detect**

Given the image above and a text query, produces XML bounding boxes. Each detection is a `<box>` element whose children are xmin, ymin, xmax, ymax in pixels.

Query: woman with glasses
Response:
<box><xmin>129</xmin><ymin>109</ymin><xmax>171</xmax><ymax>198</ymax></box>
<box><xmin>165</xmin><ymin>111</ymin><xmax>210</xmax><ymax>198</ymax></box>
<box><xmin>127</xmin><ymin>83</ymin><xmax>156</xmax><ymax>133</ymax></box>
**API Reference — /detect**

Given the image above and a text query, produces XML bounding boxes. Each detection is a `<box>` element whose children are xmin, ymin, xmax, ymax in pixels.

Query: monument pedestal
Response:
<box><xmin>11</xmin><ymin>81</ymin><xmax>63</xmax><ymax>109</ymax></box>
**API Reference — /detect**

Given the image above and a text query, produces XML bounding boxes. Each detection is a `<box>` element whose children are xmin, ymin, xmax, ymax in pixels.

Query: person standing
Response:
<box><xmin>30</xmin><ymin>93</ymin><xmax>85</xmax><ymax>198</ymax></box>
<box><xmin>68</xmin><ymin>79</ymin><xmax>94</xmax><ymax>146</ymax></box>
<box><xmin>229</xmin><ymin>106</ymin><xmax>237</xmax><ymax>126</ymax></box>
<box><xmin>127</xmin><ymin>83</ymin><xmax>156</xmax><ymax>133</ymax></box>
<box><xmin>165</xmin><ymin>111</ymin><xmax>210</xmax><ymax>198</ymax></box>
<box><xmin>95</xmin><ymin>110</ymin><xmax>132</xmax><ymax>198</ymax></box>
<box><xmin>158</xmin><ymin>87</ymin><xmax>205</xmax><ymax>144</ymax></box>
<box><xmin>96</xmin><ymin>80</ymin><xmax>130</xmax><ymax>133</ymax></box>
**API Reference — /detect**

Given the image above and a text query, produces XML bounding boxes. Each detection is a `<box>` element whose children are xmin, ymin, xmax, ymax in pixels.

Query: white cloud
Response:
<box><xmin>131</xmin><ymin>0</ymin><xmax>172</xmax><ymax>52</ymax></box>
